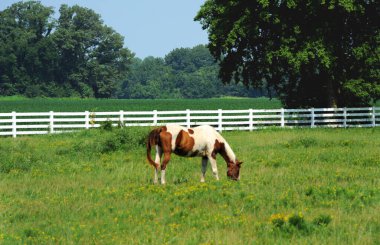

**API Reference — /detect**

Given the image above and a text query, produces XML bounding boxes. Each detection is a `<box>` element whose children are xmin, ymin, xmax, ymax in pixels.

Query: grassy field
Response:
<box><xmin>1</xmin><ymin>127</ymin><xmax>379</xmax><ymax>244</ymax></box>
<box><xmin>0</xmin><ymin>97</ymin><xmax>281</xmax><ymax>112</ymax></box>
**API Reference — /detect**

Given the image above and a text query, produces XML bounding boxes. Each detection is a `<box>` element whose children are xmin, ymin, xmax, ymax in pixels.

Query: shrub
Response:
<box><xmin>313</xmin><ymin>214</ymin><xmax>332</xmax><ymax>226</ymax></box>
<box><xmin>270</xmin><ymin>212</ymin><xmax>332</xmax><ymax>233</ymax></box>
<box><xmin>269</xmin><ymin>213</ymin><xmax>287</xmax><ymax>227</ymax></box>
<box><xmin>100</xmin><ymin>120</ymin><xmax>114</xmax><ymax>131</ymax></box>
<box><xmin>97</xmin><ymin>127</ymin><xmax>149</xmax><ymax>153</ymax></box>
<box><xmin>288</xmin><ymin>212</ymin><xmax>305</xmax><ymax>229</ymax></box>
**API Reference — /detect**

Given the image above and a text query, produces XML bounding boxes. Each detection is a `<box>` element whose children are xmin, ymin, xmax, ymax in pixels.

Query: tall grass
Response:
<box><xmin>0</xmin><ymin>127</ymin><xmax>379</xmax><ymax>244</ymax></box>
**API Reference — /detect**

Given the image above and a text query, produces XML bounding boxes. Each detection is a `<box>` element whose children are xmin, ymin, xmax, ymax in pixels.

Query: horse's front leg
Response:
<box><xmin>200</xmin><ymin>156</ymin><xmax>208</xmax><ymax>182</ymax></box>
<box><xmin>208</xmin><ymin>155</ymin><xmax>219</xmax><ymax>180</ymax></box>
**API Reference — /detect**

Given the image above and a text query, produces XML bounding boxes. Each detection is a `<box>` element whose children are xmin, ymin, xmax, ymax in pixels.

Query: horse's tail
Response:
<box><xmin>146</xmin><ymin>127</ymin><xmax>162</xmax><ymax>168</ymax></box>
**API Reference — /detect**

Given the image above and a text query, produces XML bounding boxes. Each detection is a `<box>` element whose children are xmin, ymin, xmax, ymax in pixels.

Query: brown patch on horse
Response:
<box><xmin>211</xmin><ymin>140</ymin><xmax>224</xmax><ymax>159</ymax></box>
<box><xmin>174</xmin><ymin>130</ymin><xmax>195</xmax><ymax>156</ymax></box>
<box><xmin>211</xmin><ymin>140</ymin><xmax>219</xmax><ymax>159</ymax></box>
<box><xmin>188</xmin><ymin>128</ymin><xmax>194</xmax><ymax>134</ymax></box>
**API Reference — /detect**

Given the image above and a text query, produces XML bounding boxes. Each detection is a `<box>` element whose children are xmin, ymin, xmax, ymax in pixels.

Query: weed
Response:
<box><xmin>313</xmin><ymin>214</ymin><xmax>332</xmax><ymax>226</ymax></box>
<box><xmin>285</xmin><ymin>137</ymin><xmax>318</xmax><ymax>148</ymax></box>
<box><xmin>100</xmin><ymin>120</ymin><xmax>113</xmax><ymax>131</ymax></box>
<box><xmin>288</xmin><ymin>212</ymin><xmax>305</xmax><ymax>229</ymax></box>
<box><xmin>270</xmin><ymin>213</ymin><xmax>287</xmax><ymax>227</ymax></box>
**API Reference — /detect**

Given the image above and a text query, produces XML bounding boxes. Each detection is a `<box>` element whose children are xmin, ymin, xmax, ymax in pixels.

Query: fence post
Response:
<box><xmin>372</xmin><ymin>107</ymin><xmax>376</xmax><ymax>127</ymax></box>
<box><xmin>281</xmin><ymin>108</ymin><xmax>285</xmax><ymax>127</ymax></box>
<box><xmin>12</xmin><ymin>111</ymin><xmax>17</xmax><ymax>138</ymax></box>
<box><xmin>119</xmin><ymin>110</ymin><xmax>124</xmax><ymax>127</ymax></box>
<box><xmin>186</xmin><ymin>109</ymin><xmax>191</xmax><ymax>128</ymax></box>
<box><xmin>153</xmin><ymin>110</ymin><xmax>158</xmax><ymax>126</ymax></box>
<box><xmin>49</xmin><ymin>111</ymin><xmax>54</xmax><ymax>133</ymax></box>
<box><xmin>311</xmin><ymin>108</ymin><xmax>315</xmax><ymax>128</ymax></box>
<box><xmin>249</xmin><ymin>109</ymin><xmax>253</xmax><ymax>131</ymax></box>
<box><xmin>343</xmin><ymin>107</ymin><xmax>347</xmax><ymax>128</ymax></box>
<box><xmin>218</xmin><ymin>109</ymin><xmax>223</xmax><ymax>132</ymax></box>
<box><xmin>85</xmin><ymin>111</ymin><xmax>90</xmax><ymax>129</ymax></box>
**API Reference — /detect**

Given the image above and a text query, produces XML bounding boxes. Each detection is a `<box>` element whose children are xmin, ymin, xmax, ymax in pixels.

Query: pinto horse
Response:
<box><xmin>146</xmin><ymin>124</ymin><xmax>243</xmax><ymax>184</ymax></box>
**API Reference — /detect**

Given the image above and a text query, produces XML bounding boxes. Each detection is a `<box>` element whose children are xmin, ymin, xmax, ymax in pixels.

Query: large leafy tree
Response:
<box><xmin>53</xmin><ymin>4</ymin><xmax>133</xmax><ymax>98</ymax></box>
<box><xmin>0</xmin><ymin>1</ymin><xmax>56</xmax><ymax>96</ymax></box>
<box><xmin>195</xmin><ymin>0</ymin><xmax>380</xmax><ymax>107</ymax></box>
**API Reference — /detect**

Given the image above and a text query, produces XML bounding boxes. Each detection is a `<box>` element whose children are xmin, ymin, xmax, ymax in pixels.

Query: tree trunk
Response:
<box><xmin>326</xmin><ymin>79</ymin><xmax>338</xmax><ymax>108</ymax></box>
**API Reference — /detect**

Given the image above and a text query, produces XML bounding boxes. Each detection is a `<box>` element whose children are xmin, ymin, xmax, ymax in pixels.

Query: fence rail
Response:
<box><xmin>1</xmin><ymin>107</ymin><xmax>379</xmax><ymax>137</ymax></box>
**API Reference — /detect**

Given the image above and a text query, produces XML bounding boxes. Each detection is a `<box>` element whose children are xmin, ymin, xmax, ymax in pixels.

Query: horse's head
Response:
<box><xmin>227</xmin><ymin>160</ymin><xmax>243</xmax><ymax>181</ymax></box>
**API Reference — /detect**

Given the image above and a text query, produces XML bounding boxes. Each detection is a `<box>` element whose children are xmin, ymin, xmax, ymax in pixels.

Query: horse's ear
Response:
<box><xmin>237</xmin><ymin>161</ymin><xmax>243</xmax><ymax>166</ymax></box>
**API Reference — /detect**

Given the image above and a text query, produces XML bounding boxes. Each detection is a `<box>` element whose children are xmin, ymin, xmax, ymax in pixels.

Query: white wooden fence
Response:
<box><xmin>0</xmin><ymin>107</ymin><xmax>379</xmax><ymax>137</ymax></box>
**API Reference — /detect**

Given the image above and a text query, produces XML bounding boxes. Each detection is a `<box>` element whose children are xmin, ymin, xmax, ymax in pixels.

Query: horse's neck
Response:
<box><xmin>223</xmin><ymin>141</ymin><xmax>236</xmax><ymax>163</ymax></box>
<box><xmin>217</xmin><ymin>134</ymin><xmax>236</xmax><ymax>164</ymax></box>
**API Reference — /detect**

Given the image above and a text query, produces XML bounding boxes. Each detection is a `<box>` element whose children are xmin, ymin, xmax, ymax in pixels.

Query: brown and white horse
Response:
<box><xmin>146</xmin><ymin>124</ymin><xmax>243</xmax><ymax>184</ymax></box>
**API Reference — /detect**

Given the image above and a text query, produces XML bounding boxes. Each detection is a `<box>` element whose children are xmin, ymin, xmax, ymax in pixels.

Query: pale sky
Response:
<box><xmin>0</xmin><ymin>0</ymin><xmax>209</xmax><ymax>59</ymax></box>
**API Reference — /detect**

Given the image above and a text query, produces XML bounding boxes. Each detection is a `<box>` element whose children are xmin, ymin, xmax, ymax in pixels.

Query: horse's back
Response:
<box><xmin>191</xmin><ymin>125</ymin><xmax>221</xmax><ymax>152</ymax></box>
<box><xmin>164</xmin><ymin>124</ymin><xmax>220</xmax><ymax>157</ymax></box>
<box><xmin>193</xmin><ymin>125</ymin><xmax>223</xmax><ymax>141</ymax></box>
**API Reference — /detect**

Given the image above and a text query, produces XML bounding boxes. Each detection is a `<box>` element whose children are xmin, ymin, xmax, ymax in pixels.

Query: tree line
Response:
<box><xmin>120</xmin><ymin>45</ymin><xmax>267</xmax><ymax>99</ymax></box>
<box><xmin>0</xmin><ymin>1</ymin><xmax>267</xmax><ymax>100</ymax></box>
<box><xmin>1</xmin><ymin>1</ymin><xmax>378</xmax><ymax>107</ymax></box>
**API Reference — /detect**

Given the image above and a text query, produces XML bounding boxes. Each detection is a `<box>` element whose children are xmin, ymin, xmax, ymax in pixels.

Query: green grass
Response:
<box><xmin>0</xmin><ymin>97</ymin><xmax>281</xmax><ymax>112</ymax></box>
<box><xmin>1</xmin><ymin>127</ymin><xmax>379</xmax><ymax>244</ymax></box>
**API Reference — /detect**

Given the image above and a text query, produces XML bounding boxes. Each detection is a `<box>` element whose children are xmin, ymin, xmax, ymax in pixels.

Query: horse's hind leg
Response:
<box><xmin>160</xmin><ymin>151</ymin><xmax>171</xmax><ymax>184</ymax></box>
<box><xmin>158</xmin><ymin>131</ymin><xmax>172</xmax><ymax>184</ymax></box>
<box><xmin>200</xmin><ymin>156</ymin><xmax>208</xmax><ymax>182</ymax></box>
<box><xmin>154</xmin><ymin>146</ymin><xmax>163</xmax><ymax>184</ymax></box>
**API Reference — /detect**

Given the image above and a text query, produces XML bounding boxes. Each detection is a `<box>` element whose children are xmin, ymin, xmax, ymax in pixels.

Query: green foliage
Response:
<box><xmin>100</xmin><ymin>120</ymin><xmax>114</xmax><ymax>131</ymax></box>
<box><xmin>313</xmin><ymin>214</ymin><xmax>332</xmax><ymax>226</ymax></box>
<box><xmin>195</xmin><ymin>0</ymin><xmax>380</xmax><ymax>107</ymax></box>
<box><xmin>270</xmin><ymin>212</ymin><xmax>308</xmax><ymax>231</ymax></box>
<box><xmin>0</xmin><ymin>1</ymin><xmax>133</xmax><ymax>98</ymax></box>
<box><xmin>97</xmin><ymin>127</ymin><xmax>149</xmax><ymax>153</ymax></box>
<box><xmin>269</xmin><ymin>212</ymin><xmax>333</xmax><ymax>235</ymax></box>
<box><xmin>288</xmin><ymin>212</ymin><xmax>306</xmax><ymax>229</ymax></box>
<box><xmin>120</xmin><ymin>45</ymin><xmax>268</xmax><ymax>99</ymax></box>
<box><xmin>343</xmin><ymin>79</ymin><xmax>380</xmax><ymax>106</ymax></box>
